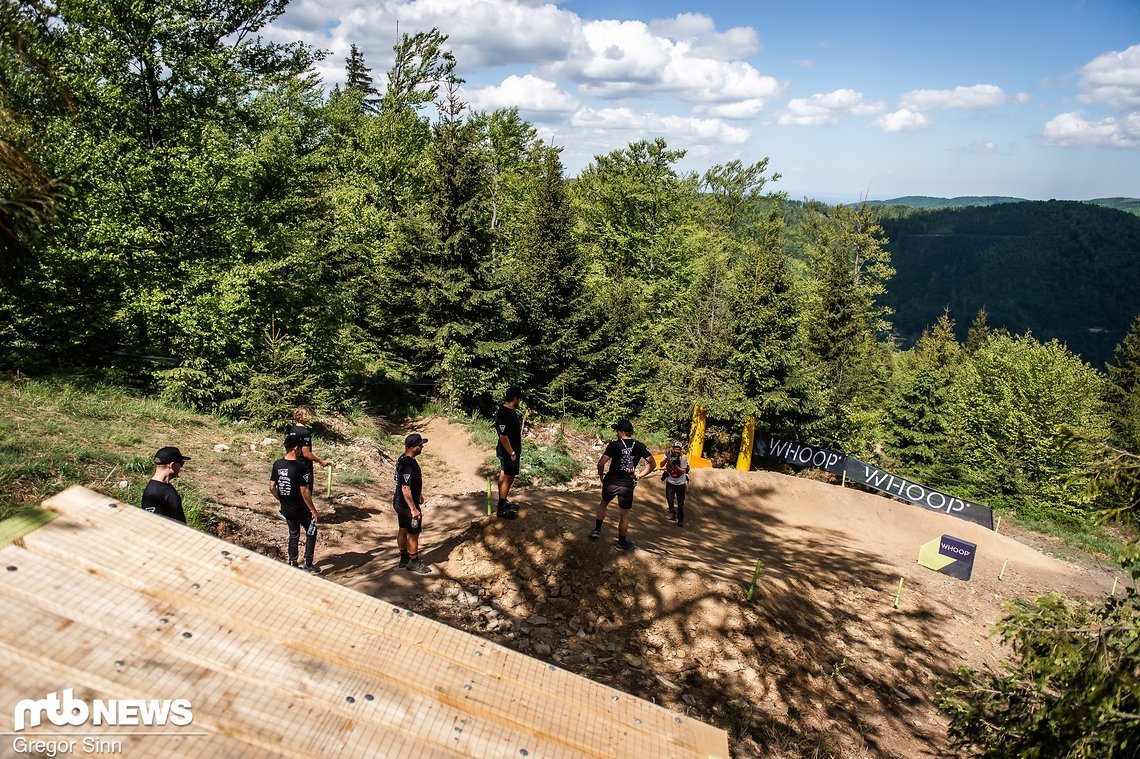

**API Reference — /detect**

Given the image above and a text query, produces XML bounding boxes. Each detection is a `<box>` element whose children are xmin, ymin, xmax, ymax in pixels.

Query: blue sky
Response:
<box><xmin>265</xmin><ymin>0</ymin><xmax>1140</xmax><ymax>202</ymax></box>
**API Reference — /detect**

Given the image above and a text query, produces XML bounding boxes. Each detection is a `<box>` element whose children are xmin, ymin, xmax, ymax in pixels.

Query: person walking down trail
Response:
<box><xmin>591</xmin><ymin>419</ymin><xmax>656</xmax><ymax>551</ymax></box>
<box><xmin>494</xmin><ymin>386</ymin><xmax>524</xmax><ymax>519</ymax></box>
<box><xmin>270</xmin><ymin>433</ymin><xmax>322</xmax><ymax>574</ymax></box>
<box><xmin>394</xmin><ymin>433</ymin><xmax>431</xmax><ymax>574</ymax></box>
<box><xmin>286</xmin><ymin>405</ymin><xmax>333</xmax><ymax>499</ymax></box>
<box><xmin>661</xmin><ymin>441</ymin><xmax>691</xmax><ymax>527</ymax></box>
<box><xmin>141</xmin><ymin>446</ymin><xmax>191</xmax><ymax>524</ymax></box>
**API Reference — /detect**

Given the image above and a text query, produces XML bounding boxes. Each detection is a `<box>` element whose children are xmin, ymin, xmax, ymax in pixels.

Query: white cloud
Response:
<box><xmin>775</xmin><ymin>89</ymin><xmax>885</xmax><ymax>126</ymax></box>
<box><xmin>647</xmin><ymin>12</ymin><xmax>760</xmax><ymax>60</ymax></box>
<box><xmin>949</xmin><ymin>141</ymin><xmax>1014</xmax><ymax>156</ymax></box>
<box><xmin>571</xmin><ymin>106</ymin><xmax>750</xmax><ymax>144</ymax></box>
<box><xmin>871</xmin><ymin>109</ymin><xmax>931</xmax><ymax>132</ymax></box>
<box><xmin>900</xmin><ymin>84</ymin><xmax>1006</xmax><ymax>110</ymax></box>
<box><xmin>695</xmin><ymin>98</ymin><xmax>768</xmax><ymax>119</ymax></box>
<box><xmin>1042</xmin><ymin>111</ymin><xmax>1140</xmax><ymax>149</ymax></box>
<box><xmin>552</xmin><ymin>18</ymin><xmax>781</xmax><ymax>108</ymax></box>
<box><xmin>1013</xmin><ymin>92</ymin><xmax>1031</xmax><ymax>105</ymax></box>
<box><xmin>467</xmin><ymin>74</ymin><xmax>579</xmax><ymax>115</ymax></box>
<box><xmin>1078</xmin><ymin>43</ymin><xmax>1140</xmax><ymax>108</ymax></box>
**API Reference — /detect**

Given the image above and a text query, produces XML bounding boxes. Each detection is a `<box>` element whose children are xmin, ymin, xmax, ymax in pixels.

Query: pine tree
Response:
<box><xmin>1107</xmin><ymin>315</ymin><xmax>1140</xmax><ymax>452</ymax></box>
<box><xmin>343</xmin><ymin>43</ymin><xmax>378</xmax><ymax>111</ymax></box>
<box><xmin>965</xmin><ymin>306</ymin><xmax>990</xmax><ymax>354</ymax></box>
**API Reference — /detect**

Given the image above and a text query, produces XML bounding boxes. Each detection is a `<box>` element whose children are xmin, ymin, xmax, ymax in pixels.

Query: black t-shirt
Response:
<box><xmin>494</xmin><ymin>405</ymin><xmax>522</xmax><ymax>457</ymax></box>
<box><xmin>271</xmin><ymin>457</ymin><xmax>312</xmax><ymax>520</ymax></box>
<box><xmin>141</xmin><ymin>480</ymin><xmax>186</xmax><ymax>524</ymax></box>
<box><xmin>286</xmin><ymin>424</ymin><xmax>315</xmax><ymax>477</ymax></box>
<box><xmin>393</xmin><ymin>454</ymin><xmax>423</xmax><ymax>508</ymax></box>
<box><xmin>602</xmin><ymin>438</ymin><xmax>652</xmax><ymax>484</ymax></box>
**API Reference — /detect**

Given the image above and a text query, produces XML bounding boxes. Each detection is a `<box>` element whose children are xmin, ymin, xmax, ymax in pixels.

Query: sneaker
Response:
<box><xmin>666</xmin><ymin>508</ymin><xmax>676</xmax><ymax>520</ymax></box>
<box><xmin>288</xmin><ymin>561</ymin><xmax>299</xmax><ymax>568</ymax></box>
<box><xmin>406</xmin><ymin>559</ymin><xmax>432</xmax><ymax>575</ymax></box>
<box><xmin>399</xmin><ymin>554</ymin><xmax>410</xmax><ymax>568</ymax></box>
<box><xmin>677</xmin><ymin>520</ymin><xmax>685</xmax><ymax>528</ymax></box>
<box><xmin>303</xmin><ymin>564</ymin><xmax>323</xmax><ymax>575</ymax></box>
<box><xmin>496</xmin><ymin>508</ymin><xmax>517</xmax><ymax>520</ymax></box>
<box><xmin>616</xmin><ymin>538</ymin><xmax>636</xmax><ymax>551</ymax></box>
<box><xmin>589</xmin><ymin>528</ymin><xmax>601</xmax><ymax>541</ymax></box>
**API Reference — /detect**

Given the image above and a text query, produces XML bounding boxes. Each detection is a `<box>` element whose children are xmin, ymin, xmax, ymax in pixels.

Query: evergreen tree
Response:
<box><xmin>343</xmin><ymin>43</ymin><xmax>378</xmax><ymax>112</ymax></box>
<box><xmin>965</xmin><ymin>305</ymin><xmax>990</xmax><ymax>354</ymax></box>
<box><xmin>1106</xmin><ymin>315</ymin><xmax>1140</xmax><ymax>452</ymax></box>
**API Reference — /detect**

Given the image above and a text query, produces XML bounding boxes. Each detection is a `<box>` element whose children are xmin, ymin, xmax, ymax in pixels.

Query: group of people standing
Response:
<box><xmin>139</xmin><ymin>390</ymin><xmax>693</xmax><ymax>577</ymax></box>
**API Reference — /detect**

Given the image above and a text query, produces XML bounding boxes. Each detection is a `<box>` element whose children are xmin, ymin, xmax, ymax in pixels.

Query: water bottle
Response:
<box><xmin>307</xmin><ymin>521</ymin><xmax>317</xmax><ymax>537</ymax></box>
<box><xmin>409</xmin><ymin>517</ymin><xmax>419</xmax><ymax>530</ymax></box>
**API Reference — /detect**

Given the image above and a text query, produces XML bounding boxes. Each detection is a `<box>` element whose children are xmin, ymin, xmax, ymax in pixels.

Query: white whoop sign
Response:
<box><xmin>755</xmin><ymin>432</ymin><xmax>994</xmax><ymax>529</ymax></box>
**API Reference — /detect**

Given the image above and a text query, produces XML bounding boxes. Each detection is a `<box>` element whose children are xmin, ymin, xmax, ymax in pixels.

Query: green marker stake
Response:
<box><xmin>893</xmin><ymin>576</ymin><xmax>904</xmax><ymax>608</ymax></box>
<box><xmin>486</xmin><ymin>477</ymin><xmax>492</xmax><ymax>516</ymax></box>
<box><xmin>1111</xmin><ymin>577</ymin><xmax>1118</xmax><ymax>596</ymax></box>
<box><xmin>327</xmin><ymin>465</ymin><xmax>333</xmax><ymax>498</ymax></box>
<box><xmin>995</xmin><ymin>516</ymin><xmax>1002</xmax><ymax>533</ymax></box>
<box><xmin>746</xmin><ymin>559</ymin><xmax>763</xmax><ymax>601</ymax></box>
<box><xmin>999</xmin><ymin>559</ymin><xmax>1009</xmax><ymax>580</ymax></box>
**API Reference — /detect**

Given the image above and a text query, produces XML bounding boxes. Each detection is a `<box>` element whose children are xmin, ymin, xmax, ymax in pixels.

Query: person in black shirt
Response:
<box><xmin>394</xmin><ymin>433</ymin><xmax>431</xmax><ymax>574</ymax></box>
<box><xmin>141</xmin><ymin>446</ymin><xmax>190</xmax><ymax>524</ymax></box>
<box><xmin>271</xmin><ymin>433</ymin><xmax>322</xmax><ymax>573</ymax></box>
<box><xmin>286</xmin><ymin>405</ymin><xmax>332</xmax><ymax>497</ymax></box>
<box><xmin>591</xmin><ymin>420</ymin><xmax>656</xmax><ymax>550</ymax></box>
<box><xmin>493</xmin><ymin>386</ymin><xmax>523</xmax><ymax>519</ymax></box>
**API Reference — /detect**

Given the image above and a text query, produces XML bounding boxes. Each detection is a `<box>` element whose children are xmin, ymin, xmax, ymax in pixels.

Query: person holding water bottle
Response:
<box><xmin>394</xmin><ymin>433</ymin><xmax>431</xmax><ymax>574</ymax></box>
<box><xmin>270</xmin><ymin>433</ymin><xmax>322</xmax><ymax>574</ymax></box>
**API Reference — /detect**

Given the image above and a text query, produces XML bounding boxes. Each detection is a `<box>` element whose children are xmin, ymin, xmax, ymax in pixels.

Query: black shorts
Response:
<box><xmin>601</xmin><ymin>480</ymin><xmax>635</xmax><ymax>510</ymax></box>
<box><xmin>498</xmin><ymin>453</ymin><xmax>520</xmax><ymax>477</ymax></box>
<box><xmin>393</xmin><ymin>502</ymin><xmax>423</xmax><ymax>534</ymax></box>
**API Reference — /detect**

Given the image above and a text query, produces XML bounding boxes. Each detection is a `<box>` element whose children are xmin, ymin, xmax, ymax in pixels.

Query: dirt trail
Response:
<box><xmin>196</xmin><ymin>416</ymin><xmax>1126</xmax><ymax>758</ymax></box>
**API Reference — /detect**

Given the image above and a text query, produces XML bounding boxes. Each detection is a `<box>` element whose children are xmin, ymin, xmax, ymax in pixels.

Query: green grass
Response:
<box><xmin>0</xmin><ymin>378</ymin><xmax>219</xmax><ymax>528</ymax></box>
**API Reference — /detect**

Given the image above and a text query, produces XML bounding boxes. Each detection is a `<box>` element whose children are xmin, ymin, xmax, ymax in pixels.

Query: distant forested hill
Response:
<box><xmin>867</xmin><ymin>196</ymin><xmax>1140</xmax><ymax>216</ymax></box>
<box><xmin>878</xmin><ymin>200</ymin><xmax>1140</xmax><ymax>367</ymax></box>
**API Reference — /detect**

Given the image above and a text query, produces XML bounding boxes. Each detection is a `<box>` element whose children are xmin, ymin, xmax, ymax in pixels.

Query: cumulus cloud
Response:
<box><xmin>899</xmin><ymin>84</ymin><xmax>1006</xmax><ymax>111</ymax></box>
<box><xmin>571</xmin><ymin>106</ymin><xmax>750</xmax><ymax>144</ymax></box>
<box><xmin>553</xmin><ymin>18</ymin><xmax>781</xmax><ymax>108</ymax></box>
<box><xmin>647</xmin><ymin>12</ymin><xmax>761</xmax><ymax>60</ymax></box>
<box><xmin>1078</xmin><ymin>43</ymin><xmax>1140</xmax><ymax>108</ymax></box>
<box><xmin>775</xmin><ymin>89</ymin><xmax>885</xmax><ymax>126</ymax></box>
<box><xmin>871</xmin><ymin>109</ymin><xmax>931</xmax><ymax>132</ymax></box>
<box><xmin>1042</xmin><ymin>111</ymin><xmax>1140</xmax><ymax>149</ymax></box>
<box><xmin>467</xmin><ymin>74</ymin><xmax>579</xmax><ymax>115</ymax></box>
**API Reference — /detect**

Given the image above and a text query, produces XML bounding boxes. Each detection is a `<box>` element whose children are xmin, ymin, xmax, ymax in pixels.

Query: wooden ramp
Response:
<box><xmin>0</xmin><ymin>487</ymin><xmax>728</xmax><ymax>758</ymax></box>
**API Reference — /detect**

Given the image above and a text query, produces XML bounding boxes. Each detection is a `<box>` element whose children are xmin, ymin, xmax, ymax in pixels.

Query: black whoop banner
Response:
<box><xmin>844</xmin><ymin>457</ymin><xmax>994</xmax><ymax>529</ymax></box>
<box><xmin>753</xmin><ymin>434</ymin><xmax>846</xmax><ymax>476</ymax></box>
<box><xmin>753</xmin><ymin>432</ymin><xmax>994</xmax><ymax>530</ymax></box>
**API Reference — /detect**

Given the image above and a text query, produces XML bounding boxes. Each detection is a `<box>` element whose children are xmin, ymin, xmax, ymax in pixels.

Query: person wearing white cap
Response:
<box><xmin>661</xmin><ymin>441</ymin><xmax>690</xmax><ymax>527</ymax></box>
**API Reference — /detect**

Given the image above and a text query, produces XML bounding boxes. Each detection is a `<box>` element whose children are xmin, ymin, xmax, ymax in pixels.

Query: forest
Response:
<box><xmin>1</xmin><ymin>1</ymin><xmax>1138</xmax><ymax>753</ymax></box>
<box><xmin>2</xmin><ymin>0</ymin><xmax>1138</xmax><ymax>530</ymax></box>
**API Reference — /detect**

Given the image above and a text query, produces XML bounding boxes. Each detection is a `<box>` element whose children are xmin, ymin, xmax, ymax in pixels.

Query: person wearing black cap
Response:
<box><xmin>592</xmin><ymin>419</ymin><xmax>656</xmax><ymax>550</ymax></box>
<box><xmin>270</xmin><ymin>433</ymin><xmax>322</xmax><ymax>573</ymax></box>
<box><xmin>141</xmin><ymin>446</ymin><xmax>190</xmax><ymax>524</ymax></box>
<box><xmin>493</xmin><ymin>386</ymin><xmax>523</xmax><ymax>519</ymax></box>
<box><xmin>394</xmin><ymin>433</ymin><xmax>431</xmax><ymax>574</ymax></box>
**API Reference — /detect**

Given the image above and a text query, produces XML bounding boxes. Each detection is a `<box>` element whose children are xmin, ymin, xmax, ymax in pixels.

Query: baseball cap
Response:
<box><xmin>283</xmin><ymin>433</ymin><xmax>303</xmax><ymax>450</ymax></box>
<box><xmin>612</xmin><ymin>419</ymin><xmax>634</xmax><ymax>434</ymax></box>
<box><xmin>154</xmin><ymin>446</ymin><xmax>190</xmax><ymax>465</ymax></box>
<box><xmin>404</xmin><ymin>433</ymin><xmax>428</xmax><ymax>448</ymax></box>
<box><xmin>672</xmin><ymin>441</ymin><xmax>684</xmax><ymax>449</ymax></box>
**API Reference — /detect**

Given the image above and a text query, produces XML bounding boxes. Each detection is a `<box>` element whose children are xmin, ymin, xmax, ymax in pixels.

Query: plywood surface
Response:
<box><xmin>0</xmin><ymin>487</ymin><xmax>728</xmax><ymax>758</ymax></box>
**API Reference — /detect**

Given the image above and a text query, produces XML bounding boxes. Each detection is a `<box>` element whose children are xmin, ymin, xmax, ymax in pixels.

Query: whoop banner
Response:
<box><xmin>754</xmin><ymin>432</ymin><xmax>994</xmax><ymax>530</ymax></box>
<box><xmin>753</xmin><ymin>434</ymin><xmax>846</xmax><ymax>476</ymax></box>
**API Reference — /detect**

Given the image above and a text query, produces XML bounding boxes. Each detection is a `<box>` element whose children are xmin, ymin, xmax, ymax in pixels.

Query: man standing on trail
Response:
<box><xmin>591</xmin><ymin>419</ymin><xmax>656</xmax><ymax>550</ymax></box>
<box><xmin>661</xmin><ymin>441</ymin><xmax>690</xmax><ymax>527</ymax></box>
<box><xmin>286</xmin><ymin>405</ymin><xmax>332</xmax><ymax>500</ymax></box>
<box><xmin>270</xmin><ymin>434</ymin><xmax>322</xmax><ymax>574</ymax></box>
<box><xmin>394</xmin><ymin>433</ymin><xmax>431</xmax><ymax>574</ymax></box>
<box><xmin>494</xmin><ymin>386</ymin><xmax>523</xmax><ymax>519</ymax></box>
<box><xmin>141</xmin><ymin>446</ymin><xmax>190</xmax><ymax>524</ymax></box>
